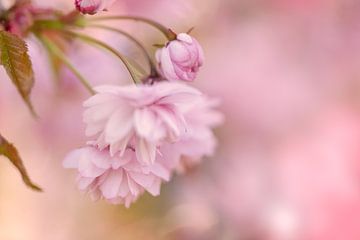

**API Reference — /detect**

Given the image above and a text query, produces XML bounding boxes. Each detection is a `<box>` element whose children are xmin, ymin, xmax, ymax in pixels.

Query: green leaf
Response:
<box><xmin>0</xmin><ymin>133</ymin><xmax>42</xmax><ymax>191</ymax></box>
<box><xmin>0</xmin><ymin>31</ymin><xmax>36</xmax><ymax>116</ymax></box>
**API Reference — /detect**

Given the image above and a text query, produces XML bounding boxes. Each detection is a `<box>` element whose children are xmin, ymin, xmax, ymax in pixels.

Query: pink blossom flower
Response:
<box><xmin>152</xmin><ymin>96</ymin><xmax>223</xmax><ymax>173</ymax></box>
<box><xmin>75</xmin><ymin>0</ymin><xmax>115</xmax><ymax>15</ymax></box>
<box><xmin>156</xmin><ymin>33</ymin><xmax>204</xmax><ymax>82</ymax></box>
<box><xmin>63</xmin><ymin>144</ymin><xmax>170</xmax><ymax>207</ymax></box>
<box><xmin>83</xmin><ymin>82</ymin><xmax>201</xmax><ymax>165</ymax></box>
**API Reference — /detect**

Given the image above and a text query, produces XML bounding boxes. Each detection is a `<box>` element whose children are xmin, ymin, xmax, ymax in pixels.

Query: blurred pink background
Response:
<box><xmin>1</xmin><ymin>0</ymin><xmax>360</xmax><ymax>239</ymax></box>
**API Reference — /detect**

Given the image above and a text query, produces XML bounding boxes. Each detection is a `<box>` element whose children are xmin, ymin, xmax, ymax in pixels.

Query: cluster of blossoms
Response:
<box><xmin>61</xmin><ymin>0</ymin><xmax>223</xmax><ymax>207</ymax></box>
<box><xmin>0</xmin><ymin>0</ymin><xmax>222</xmax><ymax>204</ymax></box>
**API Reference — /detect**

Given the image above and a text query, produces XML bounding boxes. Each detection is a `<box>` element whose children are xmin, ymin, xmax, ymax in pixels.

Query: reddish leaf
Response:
<box><xmin>0</xmin><ymin>31</ymin><xmax>36</xmax><ymax>116</ymax></box>
<box><xmin>0</xmin><ymin>134</ymin><xmax>42</xmax><ymax>191</ymax></box>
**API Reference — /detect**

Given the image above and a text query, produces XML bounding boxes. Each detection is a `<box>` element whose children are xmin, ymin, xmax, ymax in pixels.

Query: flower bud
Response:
<box><xmin>75</xmin><ymin>0</ymin><xmax>115</xmax><ymax>15</ymax></box>
<box><xmin>5</xmin><ymin>2</ymin><xmax>34</xmax><ymax>37</ymax></box>
<box><xmin>156</xmin><ymin>33</ymin><xmax>204</xmax><ymax>82</ymax></box>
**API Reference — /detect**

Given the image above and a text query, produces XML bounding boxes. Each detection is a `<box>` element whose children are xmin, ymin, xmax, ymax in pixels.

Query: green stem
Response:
<box><xmin>60</xmin><ymin>29</ymin><xmax>144</xmax><ymax>84</ymax></box>
<box><xmin>32</xmin><ymin>19</ymin><xmax>66</xmax><ymax>31</ymax></box>
<box><xmin>85</xmin><ymin>23</ymin><xmax>158</xmax><ymax>77</ymax></box>
<box><xmin>36</xmin><ymin>34</ymin><xmax>95</xmax><ymax>94</ymax></box>
<box><xmin>86</xmin><ymin>16</ymin><xmax>176</xmax><ymax>41</ymax></box>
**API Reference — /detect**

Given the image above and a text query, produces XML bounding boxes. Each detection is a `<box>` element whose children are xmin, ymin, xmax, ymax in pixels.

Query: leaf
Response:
<box><xmin>0</xmin><ymin>31</ymin><xmax>36</xmax><ymax>116</ymax></box>
<box><xmin>0</xmin><ymin>134</ymin><xmax>42</xmax><ymax>191</ymax></box>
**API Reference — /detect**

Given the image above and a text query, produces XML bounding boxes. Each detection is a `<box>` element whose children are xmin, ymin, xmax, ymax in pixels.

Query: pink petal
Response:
<box><xmin>99</xmin><ymin>169</ymin><xmax>123</xmax><ymax>199</ymax></box>
<box><xmin>85</xmin><ymin>121</ymin><xmax>105</xmax><ymax>136</ymax></box>
<box><xmin>160</xmin><ymin>46</ymin><xmax>178</xmax><ymax>80</ymax></box>
<box><xmin>78</xmin><ymin>150</ymin><xmax>106</xmax><ymax>177</ymax></box>
<box><xmin>118</xmin><ymin>174</ymin><xmax>130</xmax><ymax>197</ymax></box>
<box><xmin>194</xmin><ymin>38</ymin><xmax>205</xmax><ymax>65</ymax></box>
<box><xmin>109</xmin><ymin>132</ymin><xmax>132</xmax><ymax>157</ymax></box>
<box><xmin>149</xmin><ymin>163</ymin><xmax>171</xmax><ymax>181</ymax></box>
<box><xmin>105</xmin><ymin>108</ymin><xmax>133</xmax><ymax>143</ymax></box>
<box><xmin>83</xmin><ymin>101</ymin><xmax>118</xmax><ymax>123</ymax></box>
<box><xmin>169</xmin><ymin>41</ymin><xmax>191</xmax><ymax>62</ymax></box>
<box><xmin>154</xmin><ymin>106</ymin><xmax>182</xmax><ymax>140</ymax></box>
<box><xmin>75</xmin><ymin>0</ymin><xmax>101</xmax><ymax>15</ymax></box>
<box><xmin>124</xmin><ymin>195</ymin><xmax>135</xmax><ymax>208</ymax></box>
<box><xmin>127</xmin><ymin>175</ymin><xmax>140</xmax><ymax>195</ymax></box>
<box><xmin>134</xmin><ymin>108</ymin><xmax>158</xmax><ymax>140</ymax></box>
<box><xmin>135</xmin><ymin>139</ymin><xmax>157</xmax><ymax>165</ymax></box>
<box><xmin>111</xmin><ymin>149</ymin><xmax>133</xmax><ymax>169</ymax></box>
<box><xmin>146</xmin><ymin>178</ymin><xmax>161</xmax><ymax>196</ymax></box>
<box><xmin>129</xmin><ymin>172</ymin><xmax>155</xmax><ymax>188</ymax></box>
<box><xmin>155</xmin><ymin>48</ymin><xmax>162</xmax><ymax>63</ymax></box>
<box><xmin>90</xmin><ymin>150</ymin><xmax>111</xmax><ymax>169</ymax></box>
<box><xmin>177</xmin><ymin>33</ymin><xmax>193</xmax><ymax>44</ymax></box>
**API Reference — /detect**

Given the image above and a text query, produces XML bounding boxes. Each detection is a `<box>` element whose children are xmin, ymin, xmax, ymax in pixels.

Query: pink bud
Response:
<box><xmin>5</xmin><ymin>3</ymin><xmax>34</xmax><ymax>37</ymax></box>
<box><xmin>75</xmin><ymin>0</ymin><xmax>115</xmax><ymax>15</ymax></box>
<box><xmin>156</xmin><ymin>33</ymin><xmax>205</xmax><ymax>82</ymax></box>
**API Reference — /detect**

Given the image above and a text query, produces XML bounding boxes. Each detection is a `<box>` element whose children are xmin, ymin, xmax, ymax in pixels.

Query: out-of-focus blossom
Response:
<box><xmin>274</xmin><ymin>107</ymin><xmax>360</xmax><ymax>240</ymax></box>
<box><xmin>156</xmin><ymin>33</ymin><xmax>204</xmax><ymax>82</ymax></box>
<box><xmin>83</xmin><ymin>82</ymin><xmax>201</xmax><ymax>165</ymax></box>
<box><xmin>1</xmin><ymin>1</ymin><xmax>57</xmax><ymax>37</ymax></box>
<box><xmin>75</xmin><ymin>0</ymin><xmax>116</xmax><ymax>15</ymax></box>
<box><xmin>5</xmin><ymin>2</ymin><xmax>34</xmax><ymax>37</ymax></box>
<box><xmin>63</xmin><ymin>144</ymin><xmax>170</xmax><ymax>207</ymax></box>
<box><xmin>0</xmin><ymin>0</ymin><xmax>15</xmax><ymax>10</ymax></box>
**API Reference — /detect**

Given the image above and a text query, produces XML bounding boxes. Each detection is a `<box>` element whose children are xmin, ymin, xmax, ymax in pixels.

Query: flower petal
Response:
<box><xmin>105</xmin><ymin>108</ymin><xmax>133</xmax><ymax>143</ymax></box>
<box><xmin>129</xmin><ymin>172</ymin><xmax>155</xmax><ymax>188</ymax></box>
<box><xmin>99</xmin><ymin>169</ymin><xmax>123</xmax><ymax>199</ymax></box>
<box><xmin>134</xmin><ymin>108</ymin><xmax>159</xmax><ymax>141</ymax></box>
<box><xmin>135</xmin><ymin>139</ymin><xmax>157</xmax><ymax>165</ymax></box>
<box><xmin>146</xmin><ymin>178</ymin><xmax>161</xmax><ymax>196</ymax></box>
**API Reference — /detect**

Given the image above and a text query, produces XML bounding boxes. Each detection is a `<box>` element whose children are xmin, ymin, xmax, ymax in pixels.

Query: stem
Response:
<box><xmin>87</xmin><ymin>16</ymin><xmax>176</xmax><ymax>41</ymax></box>
<box><xmin>36</xmin><ymin>34</ymin><xmax>95</xmax><ymax>94</ymax></box>
<box><xmin>60</xmin><ymin>29</ymin><xmax>145</xmax><ymax>84</ymax></box>
<box><xmin>85</xmin><ymin>23</ymin><xmax>158</xmax><ymax>77</ymax></box>
<box><xmin>31</xmin><ymin>19</ymin><xmax>66</xmax><ymax>32</ymax></box>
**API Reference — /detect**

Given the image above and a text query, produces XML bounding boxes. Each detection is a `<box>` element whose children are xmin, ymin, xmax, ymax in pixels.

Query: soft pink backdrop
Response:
<box><xmin>1</xmin><ymin>0</ymin><xmax>360</xmax><ymax>239</ymax></box>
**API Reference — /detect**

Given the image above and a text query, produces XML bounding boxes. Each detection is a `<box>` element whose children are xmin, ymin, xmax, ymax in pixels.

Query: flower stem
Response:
<box><xmin>60</xmin><ymin>29</ymin><xmax>146</xmax><ymax>84</ymax></box>
<box><xmin>85</xmin><ymin>23</ymin><xmax>158</xmax><ymax>77</ymax></box>
<box><xmin>86</xmin><ymin>16</ymin><xmax>176</xmax><ymax>41</ymax></box>
<box><xmin>36</xmin><ymin>33</ymin><xmax>95</xmax><ymax>94</ymax></box>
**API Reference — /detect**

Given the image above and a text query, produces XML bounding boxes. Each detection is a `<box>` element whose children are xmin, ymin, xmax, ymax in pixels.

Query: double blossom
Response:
<box><xmin>63</xmin><ymin>144</ymin><xmax>170</xmax><ymax>207</ymax></box>
<box><xmin>83</xmin><ymin>82</ymin><xmax>201</xmax><ymax>164</ymax></box>
<box><xmin>65</xmin><ymin>2</ymin><xmax>222</xmax><ymax>206</ymax></box>
<box><xmin>64</xmin><ymin>82</ymin><xmax>222</xmax><ymax>206</ymax></box>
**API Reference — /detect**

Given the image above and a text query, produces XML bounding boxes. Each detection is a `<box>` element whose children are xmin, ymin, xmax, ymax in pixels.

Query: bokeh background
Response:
<box><xmin>1</xmin><ymin>0</ymin><xmax>360</xmax><ymax>239</ymax></box>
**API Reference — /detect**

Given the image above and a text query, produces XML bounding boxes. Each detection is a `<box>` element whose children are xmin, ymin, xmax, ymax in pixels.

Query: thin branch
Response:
<box><xmin>87</xmin><ymin>15</ymin><xmax>176</xmax><ymax>41</ymax></box>
<box><xmin>85</xmin><ymin>23</ymin><xmax>158</xmax><ymax>76</ymax></box>
<box><xmin>60</xmin><ymin>29</ymin><xmax>145</xmax><ymax>84</ymax></box>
